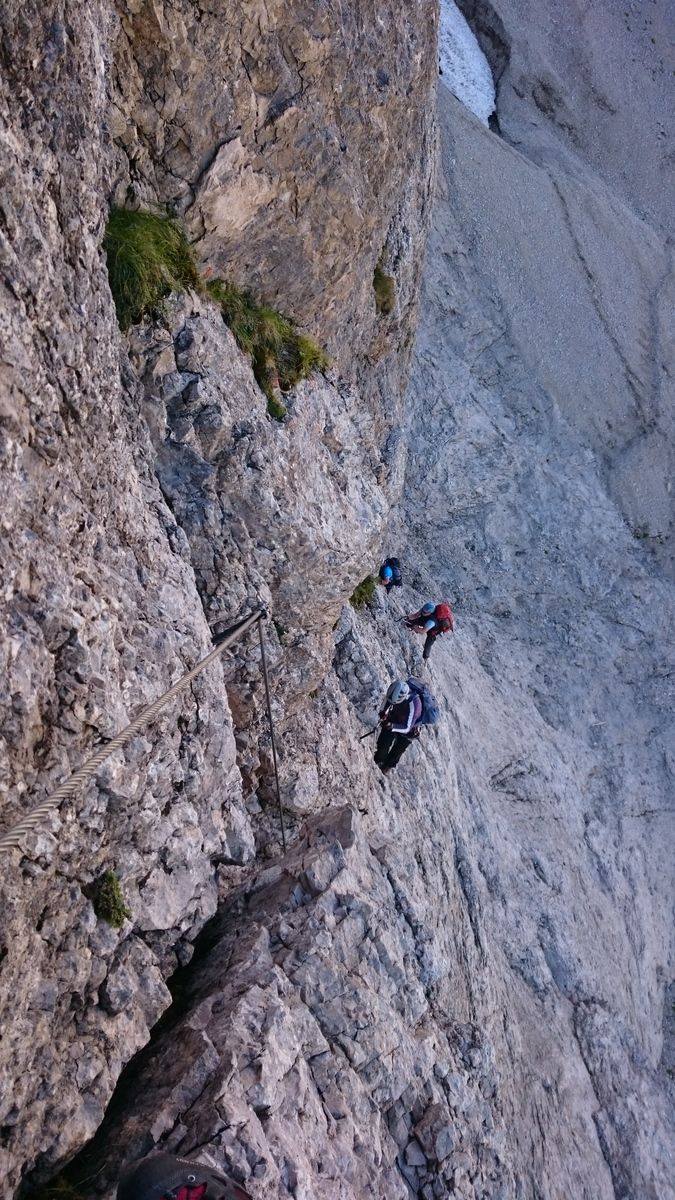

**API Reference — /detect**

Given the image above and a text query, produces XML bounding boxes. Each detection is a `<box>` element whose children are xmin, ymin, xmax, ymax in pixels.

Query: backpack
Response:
<box><xmin>384</xmin><ymin>557</ymin><xmax>403</xmax><ymax>587</ymax></box>
<box><xmin>407</xmin><ymin>677</ymin><xmax>439</xmax><ymax>726</ymax></box>
<box><xmin>433</xmin><ymin>603</ymin><xmax>453</xmax><ymax>633</ymax></box>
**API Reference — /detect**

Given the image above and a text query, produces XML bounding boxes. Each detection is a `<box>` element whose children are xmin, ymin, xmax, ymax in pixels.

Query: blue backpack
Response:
<box><xmin>407</xmin><ymin>677</ymin><xmax>439</xmax><ymax>726</ymax></box>
<box><xmin>382</xmin><ymin>557</ymin><xmax>402</xmax><ymax>586</ymax></box>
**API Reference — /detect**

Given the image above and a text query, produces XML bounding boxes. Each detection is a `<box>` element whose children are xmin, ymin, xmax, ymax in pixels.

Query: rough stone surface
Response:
<box><xmin>109</xmin><ymin>0</ymin><xmax>438</xmax><ymax>370</ymax></box>
<box><xmin>0</xmin><ymin>1</ymin><xmax>437</xmax><ymax>1194</ymax></box>
<box><xmin>2</xmin><ymin>1</ymin><xmax>675</xmax><ymax>1199</ymax></box>
<box><xmin>61</xmin><ymin>809</ymin><xmax>513</xmax><ymax>1200</ymax></box>
<box><xmin>0</xmin><ymin>4</ymin><xmax>247</xmax><ymax>1183</ymax></box>
<box><xmin>460</xmin><ymin>0</ymin><xmax>675</xmax><ymax>235</ymax></box>
<box><xmin>383</xmin><ymin>76</ymin><xmax>675</xmax><ymax>1195</ymax></box>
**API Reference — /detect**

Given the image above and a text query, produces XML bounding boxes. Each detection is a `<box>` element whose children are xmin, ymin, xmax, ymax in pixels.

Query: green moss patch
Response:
<box><xmin>373</xmin><ymin>258</ymin><xmax>396</xmax><ymax>315</ymax></box>
<box><xmin>104</xmin><ymin>209</ymin><xmax>201</xmax><ymax>330</ymax></box>
<box><xmin>206</xmin><ymin>279</ymin><xmax>329</xmax><ymax>419</ymax></box>
<box><xmin>42</xmin><ymin>1180</ymin><xmax>85</xmax><ymax>1200</ymax></box>
<box><xmin>94</xmin><ymin>870</ymin><xmax>130</xmax><ymax>929</ymax></box>
<box><xmin>632</xmin><ymin>524</ymin><xmax>666</xmax><ymax>543</ymax></box>
<box><xmin>265</xmin><ymin>395</ymin><xmax>288</xmax><ymax>421</ymax></box>
<box><xmin>104</xmin><ymin>210</ymin><xmax>330</xmax><ymax>418</ymax></box>
<box><xmin>273</xmin><ymin>618</ymin><xmax>288</xmax><ymax>642</ymax></box>
<box><xmin>350</xmin><ymin>575</ymin><xmax>377</xmax><ymax>609</ymax></box>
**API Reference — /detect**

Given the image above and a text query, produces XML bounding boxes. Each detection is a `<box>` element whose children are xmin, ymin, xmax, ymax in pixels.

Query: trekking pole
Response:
<box><xmin>359</xmin><ymin>726</ymin><xmax>379</xmax><ymax>740</ymax></box>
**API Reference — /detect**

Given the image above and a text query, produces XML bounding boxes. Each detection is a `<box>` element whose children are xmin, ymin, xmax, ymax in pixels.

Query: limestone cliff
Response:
<box><xmin>1</xmin><ymin>1</ymin><xmax>674</xmax><ymax>1199</ymax></box>
<box><xmin>0</xmin><ymin>0</ymin><xmax>436</xmax><ymax>1191</ymax></box>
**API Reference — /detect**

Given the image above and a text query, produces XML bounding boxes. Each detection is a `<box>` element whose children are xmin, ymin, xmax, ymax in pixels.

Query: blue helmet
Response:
<box><xmin>421</xmin><ymin>601</ymin><xmax>435</xmax><ymax>616</ymax></box>
<box><xmin>382</xmin><ymin>565</ymin><xmax>393</xmax><ymax>580</ymax></box>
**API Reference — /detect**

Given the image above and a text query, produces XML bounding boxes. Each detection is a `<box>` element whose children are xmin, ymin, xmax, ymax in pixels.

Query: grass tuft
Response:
<box><xmin>104</xmin><ymin>209</ymin><xmax>201</xmax><ymax>330</ymax></box>
<box><xmin>104</xmin><ymin>211</ymin><xmax>329</xmax><ymax>417</ymax></box>
<box><xmin>632</xmin><ymin>524</ymin><xmax>666</xmax><ymax>544</ymax></box>
<box><xmin>350</xmin><ymin>575</ymin><xmax>377</xmax><ymax>609</ymax></box>
<box><xmin>373</xmin><ymin>257</ymin><xmax>396</xmax><ymax>316</ymax></box>
<box><xmin>94</xmin><ymin>870</ymin><xmax>130</xmax><ymax>929</ymax></box>
<box><xmin>266</xmin><ymin>395</ymin><xmax>288</xmax><ymax>422</ymax></box>
<box><xmin>42</xmin><ymin>1180</ymin><xmax>84</xmax><ymax>1200</ymax></box>
<box><xmin>206</xmin><ymin>279</ymin><xmax>329</xmax><ymax>418</ymax></box>
<box><xmin>204</xmin><ymin>279</ymin><xmax>260</xmax><ymax>355</ymax></box>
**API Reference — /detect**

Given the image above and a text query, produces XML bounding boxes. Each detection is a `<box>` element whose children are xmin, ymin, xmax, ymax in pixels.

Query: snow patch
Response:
<box><xmin>439</xmin><ymin>0</ymin><xmax>495</xmax><ymax>125</ymax></box>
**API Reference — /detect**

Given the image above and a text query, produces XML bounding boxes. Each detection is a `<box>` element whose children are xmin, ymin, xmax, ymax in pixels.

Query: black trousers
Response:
<box><xmin>374</xmin><ymin>728</ymin><xmax>414</xmax><ymax>770</ymax></box>
<box><xmin>423</xmin><ymin>632</ymin><xmax>437</xmax><ymax>660</ymax></box>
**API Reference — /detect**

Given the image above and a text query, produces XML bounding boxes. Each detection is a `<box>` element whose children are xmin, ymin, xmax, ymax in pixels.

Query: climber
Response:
<box><xmin>404</xmin><ymin>601</ymin><xmax>454</xmax><ymax>661</ymax></box>
<box><xmin>378</xmin><ymin>556</ymin><xmax>403</xmax><ymax>592</ymax></box>
<box><xmin>117</xmin><ymin>1152</ymin><xmax>251</xmax><ymax>1200</ymax></box>
<box><xmin>373</xmin><ymin>676</ymin><xmax>440</xmax><ymax>773</ymax></box>
<box><xmin>374</xmin><ymin>679</ymin><xmax>421</xmax><ymax>774</ymax></box>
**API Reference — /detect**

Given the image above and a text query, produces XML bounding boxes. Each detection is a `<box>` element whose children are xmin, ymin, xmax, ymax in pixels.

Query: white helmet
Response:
<box><xmin>386</xmin><ymin>679</ymin><xmax>410</xmax><ymax>704</ymax></box>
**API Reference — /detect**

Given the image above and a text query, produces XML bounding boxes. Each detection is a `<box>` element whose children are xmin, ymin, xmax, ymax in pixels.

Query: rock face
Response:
<box><xmin>0</xmin><ymin>1</ymin><xmax>436</xmax><ymax>1194</ymax></box>
<box><xmin>454</xmin><ymin>0</ymin><xmax>675</xmax><ymax>574</ymax></box>
<box><xmin>390</xmin><ymin>76</ymin><xmax>675</xmax><ymax>1193</ymax></box>
<box><xmin>127</xmin><ymin>292</ymin><xmax>398</xmax><ymax>696</ymax></box>
<box><xmin>110</xmin><ymin>0</ymin><xmax>437</xmax><ymax>374</ymax></box>
<box><xmin>0</xmin><ymin>3</ymin><xmax>246</xmax><ymax>1181</ymax></box>
<box><xmin>461</xmin><ymin>0</ymin><xmax>675</xmax><ymax>235</ymax></box>
<box><xmin>65</xmin><ymin>806</ymin><xmax>512</xmax><ymax>1200</ymax></box>
<box><xmin>1</xmin><ymin>1</ymin><xmax>675</xmax><ymax>1200</ymax></box>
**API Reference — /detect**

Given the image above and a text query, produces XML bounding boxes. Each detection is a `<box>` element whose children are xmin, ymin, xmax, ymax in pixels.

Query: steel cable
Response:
<box><xmin>0</xmin><ymin>608</ymin><xmax>266</xmax><ymax>855</ymax></box>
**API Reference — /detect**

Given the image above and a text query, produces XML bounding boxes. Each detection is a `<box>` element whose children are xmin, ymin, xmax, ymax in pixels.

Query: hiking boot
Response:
<box><xmin>117</xmin><ymin>1153</ymin><xmax>252</xmax><ymax>1200</ymax></box>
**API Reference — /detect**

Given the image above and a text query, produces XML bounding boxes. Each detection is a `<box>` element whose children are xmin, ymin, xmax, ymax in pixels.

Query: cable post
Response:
<box><xmin>257</xmin><ymin>617</ymin><xmax>287</xmax><ymax>853</ymax></box>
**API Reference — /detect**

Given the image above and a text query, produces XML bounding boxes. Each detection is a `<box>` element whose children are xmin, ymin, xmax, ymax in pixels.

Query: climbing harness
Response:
<box><xmin>0</xmin><ymin>607</ymin><xmax>285</xmax><ymax>858</ymax></box>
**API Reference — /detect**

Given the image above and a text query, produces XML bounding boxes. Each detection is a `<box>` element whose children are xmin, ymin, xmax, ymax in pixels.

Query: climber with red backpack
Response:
<box><xmin>373</xmin><ymin>677</ymin><xmax>439</xmax><ymax>774</ymax></box>
<box><xmin>404</xmin><ymin>601</ymin><xmax>454</xmax><ymax>661</ymax></box>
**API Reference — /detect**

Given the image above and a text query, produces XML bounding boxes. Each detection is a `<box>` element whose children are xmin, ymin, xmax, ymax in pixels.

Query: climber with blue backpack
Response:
<box><xmin>378</xmin><ymin>556</ymin><xmax>403</xmax><ymax>593</ymax></box>
<box><xmin>373</xmin><ymin>677</ymin><xmax>438</xmax><ymax>773</ymax></box>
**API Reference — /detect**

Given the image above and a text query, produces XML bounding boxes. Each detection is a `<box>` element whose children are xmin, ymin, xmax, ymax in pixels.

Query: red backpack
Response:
<box><xmin>434</xmin><ymin>603</ymin><xmax>454</xmax><ymax>633</ymax></box>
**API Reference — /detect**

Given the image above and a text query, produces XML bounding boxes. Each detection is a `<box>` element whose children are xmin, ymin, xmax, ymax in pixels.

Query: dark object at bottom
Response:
<box><xmin>117</xmin><ymin>1153</ymin><xmax>251</xmax><ymax>1200</ymax></box>
<box><xmin>374</xmin><ymin>728</ymin><xmax>415</xmax><ymax>771</ymax></box>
